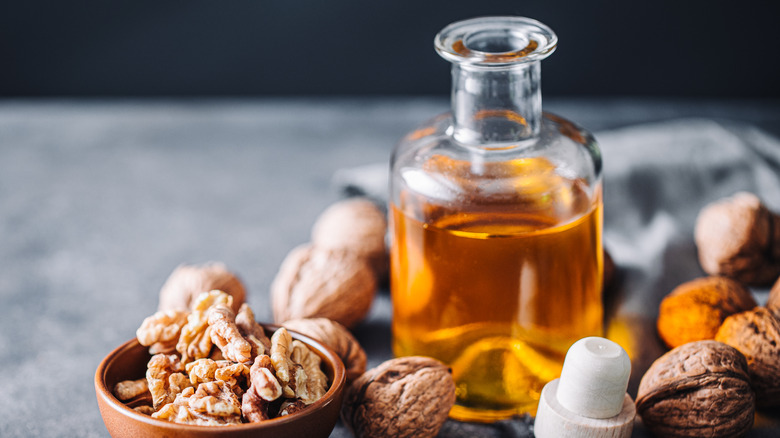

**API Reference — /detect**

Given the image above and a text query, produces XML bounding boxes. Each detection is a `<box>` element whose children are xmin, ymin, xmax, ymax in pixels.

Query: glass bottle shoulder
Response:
<box><xmin>391</xmin><ymin>111</ymin><xmax>602</xmax><ymax>216</ymax></box>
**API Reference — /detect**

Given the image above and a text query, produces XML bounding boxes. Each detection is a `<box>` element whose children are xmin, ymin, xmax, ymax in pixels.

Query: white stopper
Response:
<box><xmin>534</xmin><ymin>337</ymin><xmax>635</xmax><ymax>438</ymax></box>
<box><xmin>557</xmin><ymin>337</ymin><xmax>631</xmax><ymax>419</ymax></box>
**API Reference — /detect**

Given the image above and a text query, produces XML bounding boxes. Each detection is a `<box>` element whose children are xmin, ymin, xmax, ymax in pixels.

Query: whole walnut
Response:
<box><xmin>341</xmin><ymin>356</ymin><xmax>455</xmax><ymax>438</ymax></box>
<box><xmin>271</xmin><ymin>245</ymin><xmax>376</xmax><ymax>329</ymax></box>
<box><xmin>158</xmin><ymin>263</ymin><xmax>246</xmax><ymax>314</ymax></box>
<box><xmin>656</xmin><ymin>276</ymin><xmax>756</xmax><ymax>349</ymax></box>
<box><xmin>311</xmin><ymin>198</ymin><xmax>388</xmax><ymax>279</ymax></box>
<box><xmin>636</xmin><ymin>340</ymin><xmax>755</xmax><ymax>438</ymax></box>
<box><xmin>715</xmin><ymin>307</ymin><xmax>780</xmax><ymax>407</ymax></box>
<box><xmin>694</xmin><ymin>192</ymin><xmax>780</xmax><ymax>285</ymax></box>
<box><xmin>282</xmin><ymin>317</ymin><xmax>367</xmax><ymax>382</ymax></box>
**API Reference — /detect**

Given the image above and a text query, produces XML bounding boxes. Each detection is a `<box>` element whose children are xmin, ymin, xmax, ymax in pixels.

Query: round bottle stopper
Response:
<box><xmin>534</xmin><ymin>337</ymin><xmax>635</xmax><ymax>438</ymax></box>
<box><xmin>557</xmin><ymin>336</ymin><xmax>631</xmax><ymax>418</ymax></box>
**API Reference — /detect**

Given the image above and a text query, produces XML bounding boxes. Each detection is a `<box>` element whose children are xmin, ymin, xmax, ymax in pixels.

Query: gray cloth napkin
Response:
<box><xmin>331</xmin><ymin>118</ymin><xmax>780</xmax><ymax>437</ymax></box>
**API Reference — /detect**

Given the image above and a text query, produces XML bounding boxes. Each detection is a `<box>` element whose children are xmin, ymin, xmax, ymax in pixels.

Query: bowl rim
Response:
<box><xmin>95</xmin><ymin>323</ymin><xmax>346</xmax><ymax>431</ymax></box>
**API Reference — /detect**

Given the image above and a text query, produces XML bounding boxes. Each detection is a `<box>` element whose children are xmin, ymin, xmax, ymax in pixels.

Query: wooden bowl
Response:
<box><xmin>95</xmin><ymin>325</ymin><xmax>346</xmax><ymax>438</ymax></box>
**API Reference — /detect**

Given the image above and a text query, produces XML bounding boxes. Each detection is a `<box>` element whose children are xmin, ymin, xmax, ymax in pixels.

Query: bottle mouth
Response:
<box><xmin>435</xmin><ymin>16</ymin><xmax>557</xmax><ymax>68</ymax></box>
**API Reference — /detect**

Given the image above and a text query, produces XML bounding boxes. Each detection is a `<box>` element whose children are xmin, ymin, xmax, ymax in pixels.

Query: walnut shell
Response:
<box><xmin>311</xmin><ymin>198</ymin><xmax>388</xmax><ymax>279</ymax></box>
<box><xmin>694</xmin><ymin>192</ymin><xmax>780</xmax><ymax>285</ymax></box>
<box><xmin>715</xmin><ymin>307</ymin><xmax>780</xmax><ymax>407</ymax></box>
<box><xmin>282</xmin><ymin>317</ymin><xmax>367</xmax><ymax>382</ymax></box>
<box><xmin>341</xmin><ymin>356</ymin><xmax>455</xmax><ymax>438</ymax></box>
<box><xmin>636</xmin><ymin>340</ymin><xmax>755</xmax><ymax>437</ymax></box>
<box><xmin>656</xmin><ymin>276</ymin><xmax>756</xmax><ymax>349</ymax></box>
<box><xmin>271</xmin><ymin>245</ymin><xmax>376</xmax><ymax>329</ymax></box>
<box><xmin>158</xmin><ymin>263</ymin><xmax>246</xmax><ymax>314</ymax></box>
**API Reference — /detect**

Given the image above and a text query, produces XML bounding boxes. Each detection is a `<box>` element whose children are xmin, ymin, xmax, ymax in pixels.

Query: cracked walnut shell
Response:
<box><xmin>282</xmin><ymin>317</ymin><xmax>367</xmax><ymax>382</ymax></box>
<box><xmin>158</xmin><ymin>262</ymin><xmax>246</xmax><ymax>314</ymax></box>
<box><xmin>656</xmin><ymin>276</ymin><xmax>756</xmax><ymax>349</ymax></box>
<box><xmin>695</xmin><ymin>192</ymin><xmax>780</xmax><ymax>285</ymax></box>
<box><xmin>271</xmin><ymin>245</ymin><xmax>376</xmax><ymax>329</ymax></box>
<box><xmin>341</xmin><ymin>356</ymin><xmax>456</xmax><ymax>438</ymax></box>
<box><xmin>636</xmin><ymin>340</ymin><xmax>755</xmax><ymax>438</ymax></box>
<box><xmin>715</xmin><ymin>307</ymin><xmax>780</xmax><ymax>407</ymax></box>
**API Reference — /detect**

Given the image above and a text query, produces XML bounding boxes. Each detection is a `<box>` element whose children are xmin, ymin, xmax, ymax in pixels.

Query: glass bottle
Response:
<box><xmin>389</xmin><ymin>17</ymin><xmax>603</xmax><ymax>422</ymax></box>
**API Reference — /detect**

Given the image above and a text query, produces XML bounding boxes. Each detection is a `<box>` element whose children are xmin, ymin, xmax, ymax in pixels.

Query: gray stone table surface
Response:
<box><xmin>1</xmin><ymin>98</ymin><xmax>780</xmax><ymax>437</ymax></box>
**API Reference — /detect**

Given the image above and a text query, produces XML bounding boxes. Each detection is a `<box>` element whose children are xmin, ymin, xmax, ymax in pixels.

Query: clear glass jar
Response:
<box><xmin>389</xmin><ymin>17</ymin><xmax>603</xmax><ymax>422</ymax></box>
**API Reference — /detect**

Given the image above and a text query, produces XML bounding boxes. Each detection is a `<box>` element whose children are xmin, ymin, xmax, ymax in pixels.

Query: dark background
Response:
<box><xmin>2</xmin><ymin>0</ymin><xmax>779</xmax><ymax>98</ymax></box>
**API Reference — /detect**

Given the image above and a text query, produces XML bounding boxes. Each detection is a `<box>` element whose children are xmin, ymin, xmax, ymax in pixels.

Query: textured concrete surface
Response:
<box><xmin>1</xmin><ymin>98</ymin><xmax>779</xmax><ymax>437</ymax></box>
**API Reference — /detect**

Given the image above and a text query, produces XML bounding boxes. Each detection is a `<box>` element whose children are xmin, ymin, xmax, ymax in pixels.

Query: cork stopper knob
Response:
<box><xmin>557</xmin><ymin>337</ymin><xmax>631</xmax><ymax>419</ymax></box>
<box><xmin>534</xmin><ymin>337</ymin><xmax>635</xmax><ymax>438</ymax></box>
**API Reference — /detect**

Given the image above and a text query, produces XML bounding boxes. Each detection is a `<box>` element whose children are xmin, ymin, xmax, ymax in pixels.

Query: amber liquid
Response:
<box><xmin>391</xmin><ymin>161</ymin><xmax>603</xmax><ymax>422</ymax></box>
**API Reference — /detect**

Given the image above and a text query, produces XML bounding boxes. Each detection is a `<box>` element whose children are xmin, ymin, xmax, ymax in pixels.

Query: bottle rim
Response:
<box><xmin>435</xmin><ymin>16</ymin><xmax>558</xmax><ymax>68</ymax></box>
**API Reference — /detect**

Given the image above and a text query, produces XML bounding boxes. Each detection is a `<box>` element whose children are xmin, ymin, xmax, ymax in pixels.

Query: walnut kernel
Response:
<box><xmin>146</xmin><ymin>354</ymin><xmax>192</xmax><ymax>410</ymax></box>
<box><xmin>187</xmin><ymin>380</ymin><xmax>242</xmax><ymax>417</ymax></box>
<box><xmin>269</xmin><ymin>328</ymin><xmax>309</xmax><ymax>400</ymax></box>
<box><xmin>113</xmin><ymin>378</ymin><xmax>149</xmax><ymax>401</ymax></box>
<box><xmin>214</xmin><ymin>361</ymin><xmax>250</xmax><ymax>393</ymax></box>
<box><xmin>152</xmin><ymin>385</ymin><xmax>242</xmax><ymax>426</ymax></box>
<box><xmin>185</xmin><ymin>358</ymin><xmax>218</xmax><ymax>386</ymax></box>
<box><xmin>208</xmin><ymin>305</ymin><xmax>253</xmax><ymax>364</ymax></box>
<box><xmin>176</xmin><ymin>290</ymin><xmax>233</xmax><ymax>364</ymax></box>
<box><xmin>235</xmin><ymin>303</ymin><xmax>272</xmax><ymax>356</ymax></box>
<box><xmin>290</xmin><ymin>339</ymin><xmax>328</xmax><ymax>404</ymax></box>
<box><xmin>246</xmin><ymin>354</ymin><xmax>283</xmax><ymax>403</ymax></box>
<box><xmin>136</xmin><ymin>309</ymin><xmax>189</xmax><ymax>355</ymax></box>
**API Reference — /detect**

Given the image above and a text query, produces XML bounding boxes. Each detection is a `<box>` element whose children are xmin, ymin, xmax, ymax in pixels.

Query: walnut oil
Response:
<box><xmin>390</xmin><ymin>17</ymin><xmax>603</xmax><ymax>422</ymax></box>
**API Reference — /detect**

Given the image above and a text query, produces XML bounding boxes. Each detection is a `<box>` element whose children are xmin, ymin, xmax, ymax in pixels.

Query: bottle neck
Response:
<box><xmin>451</xmin><ymin>62</ymin><xmax>542</xmax><ymax>145</ymax></box>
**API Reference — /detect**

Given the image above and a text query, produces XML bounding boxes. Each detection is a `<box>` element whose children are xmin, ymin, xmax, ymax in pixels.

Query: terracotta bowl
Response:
<box><xmin>95</xmin><ymin>325</ymin><xmax>346</xmax><ymax>438</ymax></box>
